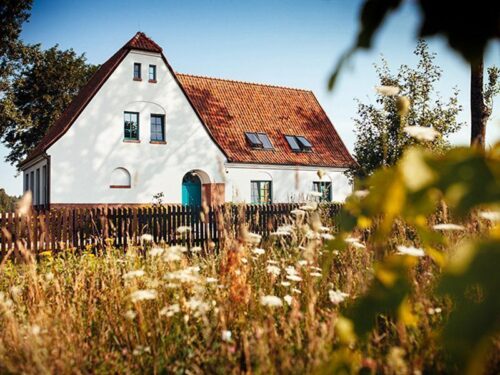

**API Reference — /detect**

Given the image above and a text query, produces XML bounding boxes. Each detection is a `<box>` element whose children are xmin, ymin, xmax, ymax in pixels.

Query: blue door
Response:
<box><xmin>182</xmin><ymin>173</ymin><xmax>202</xmax><ymax>206</ymax></box>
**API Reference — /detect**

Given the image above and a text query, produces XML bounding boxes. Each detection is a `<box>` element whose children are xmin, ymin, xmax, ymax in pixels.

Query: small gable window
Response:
<box><xmin>285</xmin><ymin>135</ymin><xmax>312</xmax><ymax>152</ymax></box>
<box><xmin>133</xmin><ymin>63</ymin><xmax>141</xmax><ymax>80</ymax></box>
<box><xmin>251</xmin><ymin>180</ymin><xmax>272</xmax><ymax>204</ymax></box>
<box><xmin>124</xmin><ymin>112</ymin><xmax>139</xmax><ymax>141</ymax></box>
<box><xmin>245</xmin><ymin>132</ymin><xmax>273</xmax><ymax>150</ymax></box>
<box><xmin>313</xmin><ymin>181</ymin><xmax>332</xmax><ymax>202</ymax></box>
<box><xmin>149</xmin><ymin>65</ymin><xmax>157</xmax><ymax>82</ymax></box>
<box><xmin>110</xmin><ymin>167</ymin><xmax>131</xmax><ymax>188</ymax></box>
<box><xmin>150</xmin><ymin>114</ymin><xmax>165</xmax><ymax>142</ymax></box>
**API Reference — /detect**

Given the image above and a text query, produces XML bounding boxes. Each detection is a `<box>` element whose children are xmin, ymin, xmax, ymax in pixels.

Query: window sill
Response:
<box><xmin>123</xmin><ymin>139</ymin><xmax>140</xmax><ymax>143</ymax></box>
<box><xmin>133</xmin><ymin>77</ymin><xmax>142</xmax><ymax>81</ymax></box>
<box><xmin>110</xmin><ymin>185</ymin><xmax>131</xmax><ymax>189</ymax></box>
<box><xmin>148</xmin><ymin>79</ymin><xmax>157</xmax><ymax>83</ymax></box>
<box><xmin>150</xmin><ymin>140</ymin><xmax>167</xmax><ymax>145</ymax></box>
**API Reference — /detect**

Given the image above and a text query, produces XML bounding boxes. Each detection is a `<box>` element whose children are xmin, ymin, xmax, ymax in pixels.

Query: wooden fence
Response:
<box><xmin>0</xmin><ymin>203</ymin><xmax>342</xmax><ymax>258</ymax></box>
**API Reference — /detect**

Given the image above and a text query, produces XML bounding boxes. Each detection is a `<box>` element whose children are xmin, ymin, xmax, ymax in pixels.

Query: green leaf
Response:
<box><xmin>437</xmin><ymin>239</ymin><xmax>500</xmax><ymax>374</ymax></box>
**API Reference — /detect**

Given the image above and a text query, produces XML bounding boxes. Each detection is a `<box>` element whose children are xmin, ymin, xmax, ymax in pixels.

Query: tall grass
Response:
<box><xmin>0</xmin><ymin>208</ymin><xmax>495</xmax><ymax>374</ymax></box>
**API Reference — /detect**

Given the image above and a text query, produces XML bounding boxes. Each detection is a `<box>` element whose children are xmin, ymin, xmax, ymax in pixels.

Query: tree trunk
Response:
<box><xmin>470</xmin><ymin>57</ymin><xmax>486</xmax><ymax>149</ymax></box>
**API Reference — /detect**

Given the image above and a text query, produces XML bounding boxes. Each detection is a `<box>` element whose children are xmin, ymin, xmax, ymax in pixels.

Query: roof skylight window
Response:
<box><xmin>245</xmin><ymin>132</ymin><xmax>273</xmax><ymax>150</ymax></box>
<box><xmin>285</xmin><ymin>135</ymin><xmax>312</xmax><ymax>152</ymax></box>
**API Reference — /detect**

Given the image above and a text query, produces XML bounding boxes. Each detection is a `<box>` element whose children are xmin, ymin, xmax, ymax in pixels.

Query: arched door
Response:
<box><xmin>182</xmin><ymin>173</ymin><xmax>202</xmax><ymax>206</ymax></box>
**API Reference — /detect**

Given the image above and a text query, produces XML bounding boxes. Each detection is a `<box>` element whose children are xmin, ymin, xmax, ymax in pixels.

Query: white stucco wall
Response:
<box><xmin>46</xmin><ymin>50</ymin><xmax>227</xmax><ymax>204</ymax></box>
<box><xmin>39</xmin><ymin>48</ymin><xmax>352</xmax><ymax>204</ymax></box>
<box><xmin>225</xmin><ymin>164</ymin><xmax>352</xmax><ymax>203</ymax></box>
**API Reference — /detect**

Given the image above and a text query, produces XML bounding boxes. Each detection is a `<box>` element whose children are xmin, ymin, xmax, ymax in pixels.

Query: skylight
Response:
<box><xmin>285</xmin><ymin>135</ymin><xmax>312</xmax><ymax>152</ymax></box>
<box><xmin>257</xmin><ymin>133</ymin><xmax>273</xmax><ymax>149</ymax></box>
<box><xmin>285</xmin><ymin>135</ymin><xmax>300</xmax><ymax>151</ymax></box>
<box><xmin>296</xmin><ymin>136</ymin><xmax>312</xmax><ymax>151</ymax></box>
<box><xmin>245</xmin><ymin>132</ymin><xmax>262</xmax><ymax>148</ymax></box>
<box><xmin>245</xmin><ymin>132</ymin><xmax>273</xmax><ymax>150</ymax></box>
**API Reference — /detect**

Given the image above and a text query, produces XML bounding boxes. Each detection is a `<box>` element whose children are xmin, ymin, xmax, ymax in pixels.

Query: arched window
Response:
<box><xmin>110</xmin><ymin>168</ymin><xmax>131</xmax><ymax>188</ymax></box>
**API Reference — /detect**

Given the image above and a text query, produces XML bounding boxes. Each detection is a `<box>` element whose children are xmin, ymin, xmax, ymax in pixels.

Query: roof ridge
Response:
<box><xmin>124</xmin><ymin>31</ymin><xmax>162</xmax><ymax>53</ymax></box>
<box><xmin>176</xmin><ymin>72</ymin><xmax>313</xmax><ymax>93</ymax></box>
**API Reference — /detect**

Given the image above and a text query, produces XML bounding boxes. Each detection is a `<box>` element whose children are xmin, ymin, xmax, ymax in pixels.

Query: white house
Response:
<box><xmin>20</xmin><ymin>32</ymin><xmax>356</xmax><ymax>207</ymax></box>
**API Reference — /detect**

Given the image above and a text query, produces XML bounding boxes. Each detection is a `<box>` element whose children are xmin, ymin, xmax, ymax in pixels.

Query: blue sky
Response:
<box><xmin>1</xmin><ymin>0</ymin><xmax>499</xmax><ymax>195</ymax></box>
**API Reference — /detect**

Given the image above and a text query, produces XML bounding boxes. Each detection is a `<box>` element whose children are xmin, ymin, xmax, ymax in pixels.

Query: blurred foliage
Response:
<box><xmin>334</xmin><ymin>143</ymin><xmax>500</xmax><ymax>373</ymax></box>
<box><xmin>350</xmin><ymin>40</ymin><xmax>464</xmax><ymax>179</ymax></box>
<box><xmin>329</xmin><ymin>0</ymin><xmax>500</xmax><ymax>89</ymax></box>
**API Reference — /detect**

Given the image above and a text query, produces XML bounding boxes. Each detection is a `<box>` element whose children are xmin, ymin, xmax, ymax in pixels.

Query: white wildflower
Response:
<box><xmin>375</xmin><ymin>85</ymin><xmax>400</xmax><ymax>96</ymax></box>
<box><xmin>149</xmin><ymin>247</ymin><xmax>164</xmax><ymax>257</ymax></box>
<box><xmin>124</xmin><ymin>310</ymin><xmax>137</xmax><ymax>320</ymax></box>
<box><xmin>260</xmin><ymin>295</ymin><xmax>283</xmax><ymax>307</ymax></box>
<box><xmin>133</xmin><ymin>346</ymin><xmax>151</xmax><ymax>356</ymax></box>
<box><xmin>297</xmin><ymin>260</ymin><xmax>308</xmax><ymax>267</ymax></box>
<box><xmin>309</xmin><ymin>191</ymin><xmax>323</xmax><ymax>197</ymax></box>
<box><xmin>252</xmin><ymin>248</ymin><xmax>265</xmax><ymax>256</ymax></box>
<box><xmin>286</xmin><ymin>274</ymin><xmax>302</xmax><ymax>282</ymax></box>
<box><xmin>403</xmin><ymin>126</ymin><xmax>440</xmax><ymax>142</ymax></box>
<box><xmin>321</xmin><ymin>233</ymin><xmax>335</xmax><ymax>240</ymax></box>
<box><xmin>163</xmin><ymin>247</ymin><xmax>184</xmax><ymax>262</ymax></box>
<box><xmin>478</xmin><ymin>211</ymin><xmax>500</xmax><ymax>222</ymax></box>
<box><xmin>344</xmin><ymin>236</ymin><xmax>360</xmax><ymax>243</ymax></box>
<box><xmin>16</xmin><ymin>191</ymin><xmax>32</xmax><ymax>216</ymax></box>
<box><xmin>280</xmin><ymin>281</ymin><xmax>291</xmax><ymax>287</ymax></box>
<box><xmin>123</xmin><ymin>269</ymin><xmax>145</xmax><ymax>280</ymax></box>
<box><xmin>284</xmin><ymin>295</ymin><xmax>293</xmax><ymax>306</ymax></box>
<box><xmin>165</xmin><ymin>266</ymin><xmax>200</xmax><ymax>283</ymax></box>
<box><xmin>353</xmin><ymin>190</ymin><xmax>369</xmax><ymax>198</ymax></box>
<box><xmin>267</xmin><ymin>260</ymin><xmax>279</xmax><ymax>265</ymax></box>
<box><xmin>245</xmin><ymin>232</ymin><xmax>262</xmax><ymax>245</ymax></box>
<box><xmin>266</xmin><ymin>265</ymin><xmax>281</xmax><ymax>276</ymax></box>
<box><xmin>140</xmin><ymin>234</ymin><xmax>153</xmax><ymax>243</ymax></box>
<box><xmin>285</xmin><ymin>266</ymin><xmax>299</xmax><ymax>275</ymax></box>
<box><xmin>241</xmin><ymin>257</ymin><xmax>248</xmax><ymax>264</ymax></box>
<box><xmin>329</xmin><ymin>290</ymin><xmax>349</xmax><ymax>304</ymax></box>
<box><xmin>433</xmin><ymin>223</ymin><xmax>465</xmax><ymax>231</ymax></box>
<box><xmin>31</xmin><ymin>324</ymin><xmax>41</xmax><ymax>336</ymax></box>
<box><xmin>291</xmin><ymin>288</ymin><xmax>302</xmax><ymax>294</ymax></box>
<box><xmin>396</xmin><ymin>245</ymin><xmax>425</xmax><ymax>257</ymax></box>
<box><xmin>191</xmin><ymin>246</ymin><xmax>202</xmax><ymax>253</ymax></box>
<box><xmin>310</xmin><ymin>272</ymin><xmax>322</xmax><ymax>278</ymax></box>
<box><xmin>222</xmin><ymin>330</ymin><xmax>232</xmax><ymax>342</ymax></box>
<box><xmin>299</xmin><ymin>202</ymin><xmax>318</xmax><ymax>211</ymax></box>
<box><xmin>186</xmin><ymin>297</ymin><xmax>210</xmax><ymax>315</ymax></box>
<box><xmin>45</xmin><ymin>272</ymin><xmax>54</xmax><ymax>281</ymax></box>
<box><xmin>176</xmin><ymin>226</ymin><xmax>192</xmax><ymax>234</ymax></box>
<box><xmin>310</xmin><ymin>266</ymin><xmax>322</xmax><ymax>272</ymax></box>
<box><xmin>291</xmin><ymin>209</ymin><xmax>306</xmax><ymax>216</ymax></box>
<box><xmin>206</xmin><ymin>277</ymin><xmax>218</xmax><ymax>283</ymax></box>
<box><xmin>130</xmin><ymin>289</ymin><xmax>157</xmax><ymax>303</ymax></box>
<box><xmin>160</xmin><ymin>303</ymin><xmax>180</xmax><ymax>317</ymax></box>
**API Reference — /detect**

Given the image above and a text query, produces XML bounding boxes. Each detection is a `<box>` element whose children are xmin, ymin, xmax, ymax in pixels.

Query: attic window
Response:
<box><xmin>133</xmin><ymin>63</ymin><xmax>141</xmax><ymax>80</ymax></box>
<box><xmin>245</xmin><ymin>132</ymin><xmax>273</xmax><ymax>150</ymax></box>
<box><xmin>285</xmin><ymin>135</ymin><xmax>312</xmax><ymax>152</ymax></box>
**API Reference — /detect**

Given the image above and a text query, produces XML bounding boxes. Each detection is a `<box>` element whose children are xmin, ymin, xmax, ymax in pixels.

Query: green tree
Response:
<box><xmin>470</xmin><ymin>59</ymin><xmax>500</xmax><ymax>149</ymax></box>
<box><xmin>0</xmin><ymin>188</ymin><xmax>18</xmax><ymax>212</ymax></box>
<box><xmin>350</xmin><ymin>40</ymin><xmax>463</xmax><ymax>179</ymax></box>
<box><xmin>0</xmin><ymin>0</ymin><xmax>33</xmax><ymax>91</ymax></box>
<box><xmin>0</xmin><ymin>45</ymin><xmax>97</xmax><ymax>166</ymax></box>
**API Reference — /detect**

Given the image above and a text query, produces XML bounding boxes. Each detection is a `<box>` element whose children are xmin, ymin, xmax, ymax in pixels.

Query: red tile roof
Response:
<box><xmin>177</xmin><ymin>74</ymin><xmax>355</xmax><ymax>167</ymax></box>
<box><xmin>21</xmin><ymin>32</ymin><xmax>355</xmax><ymax>169</ymax></box>
<box><xmin>125</xmin><ymin>32</ymin><xmax>162</xmax><ymax>53</ymax></box>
